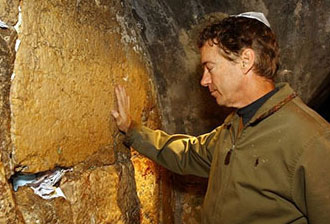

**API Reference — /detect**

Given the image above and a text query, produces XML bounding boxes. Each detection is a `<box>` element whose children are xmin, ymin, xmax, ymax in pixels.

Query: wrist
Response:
<box><xmin>123</xmin><ymin>118</ymin><xmax>132</xmax><ymax>133</ymax></box>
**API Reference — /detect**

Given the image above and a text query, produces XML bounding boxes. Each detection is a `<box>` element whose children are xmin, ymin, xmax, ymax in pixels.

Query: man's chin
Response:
<box><xmin>215</xmin><ymin>98</ymin><xmax>231</xmax><ymax>107</ymax></box>
<box><xmin>215</xmin><ymin>98</ymin><xmax>224</xmax><ymax>106</ymax></box>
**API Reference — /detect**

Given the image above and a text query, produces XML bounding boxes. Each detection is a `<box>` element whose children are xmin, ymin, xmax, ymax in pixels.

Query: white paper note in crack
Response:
<box><xmin>13</xmin><ymin>168</ymin><xmax>72</xmax><ymax>200</ymax></box>
<box><xmin>0</xmin><ymin>20</ymin><xmax>9</xmax><ymax>28</ymax></box>
<box><xmin>29</xmin><ymin>168</ymin><xmax>73</xmax><ymax>200</ymax></box>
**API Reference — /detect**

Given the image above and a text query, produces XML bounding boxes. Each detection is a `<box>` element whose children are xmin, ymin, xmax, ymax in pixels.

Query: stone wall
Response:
<box><xmin>1</xmin><ymin>0</ymin><xmax>329</xmax><ymax>224</ymax></box>
<box><xmin>1</xmin><ymin>0</ymin><xmax>162</xmax><ymax>223</ymax></box>
<box><xmin>0</xmin><ymin>0</ymin><xmax>24</xmax><ymax>222</ymax></box>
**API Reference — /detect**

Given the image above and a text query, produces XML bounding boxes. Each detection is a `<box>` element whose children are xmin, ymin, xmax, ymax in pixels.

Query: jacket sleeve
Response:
<box><xmin>123</xmin><ymin>121</ymin><xmax>222</xmax><ymax>178</ymax></box>
<box><xmin>292</xmin><ymin>130</ymin><xmax>330</xmax><ymax>223</ymax></box>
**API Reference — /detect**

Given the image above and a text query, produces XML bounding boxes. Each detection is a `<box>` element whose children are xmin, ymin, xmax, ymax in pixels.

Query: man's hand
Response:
<box><xmin>111</xmin><ymin>85</ymin><xmax>131</xmax><ymax>133</ymax></box>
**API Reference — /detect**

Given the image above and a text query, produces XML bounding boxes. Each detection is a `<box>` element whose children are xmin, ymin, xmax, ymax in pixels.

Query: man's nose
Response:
<box><xmin>200</xmin><ymin>70</ymin><xmax>211</xmax><ymax>87</ymax></box>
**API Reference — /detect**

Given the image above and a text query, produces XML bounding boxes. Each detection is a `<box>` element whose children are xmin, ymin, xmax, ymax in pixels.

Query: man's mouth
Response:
<box><xmin>210</xmin><ymin>90</ymin><xmax>217</xmax><ymax>96</ymax></box>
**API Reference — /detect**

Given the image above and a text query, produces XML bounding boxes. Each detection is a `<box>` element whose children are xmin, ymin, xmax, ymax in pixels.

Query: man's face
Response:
<box><xmin>200</xmin><ymin>42</ymin><xmax>245</xmax><ymax>108</ymax></box>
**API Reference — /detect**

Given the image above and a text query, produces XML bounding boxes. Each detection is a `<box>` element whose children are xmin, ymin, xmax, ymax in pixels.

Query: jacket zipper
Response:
<box><xmin>218</xmin><ymin>120</ymin><xmax>239</xmax><ymax>222</ymax></box>
<box><xmin>225</xmin><ymin>120</ymin><xmax>238</xmax><ymax>166</ymax></box>
<box><xmin>224</xmin><ymin>145</ymin><xmax>234</xmax><ymax>165</ymax></box>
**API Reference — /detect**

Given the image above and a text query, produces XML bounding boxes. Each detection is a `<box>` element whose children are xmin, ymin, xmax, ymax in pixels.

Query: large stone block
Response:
<box><xmin>15</xmin><ymin>188</ymin><xmax>73</xmax><ymax>224</ymax></box>
<box><xmin>14</xmin><ymin>165</ymin><xmax>124</xmax><ymax>224</ymax></box>
<box><xmin>62</xmin><ymin>165</ymin><xmax>124</xmax><ymax>224</ymax></box>
<box><xmin>11</xmin><ymin>0</ymin><xmax>157</xmax><ymax>173</ymax></box>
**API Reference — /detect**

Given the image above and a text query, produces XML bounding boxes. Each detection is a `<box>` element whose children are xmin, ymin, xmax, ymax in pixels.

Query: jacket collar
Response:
<box><xmin>224</xmin><ymin>82</ymin><xmax>297</xmax><ymax>128</ymax></box>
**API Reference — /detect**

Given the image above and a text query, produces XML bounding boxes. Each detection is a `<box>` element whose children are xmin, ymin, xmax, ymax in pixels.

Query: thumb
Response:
<box><xmin>111</xmin><ymin>110</ymin><xmax>119</xmax><ymax>119</ymax></box>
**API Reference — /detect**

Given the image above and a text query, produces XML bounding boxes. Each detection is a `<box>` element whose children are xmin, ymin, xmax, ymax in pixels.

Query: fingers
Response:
<box><xmin>115</xmin><ymin>86</ymin><xmax>123</xmax><ymax>114</ymax></box>
<box><xmin>112</xmin><ymin>85</ymin><xmax>131</xmax><ymax>133</ymax></box>
<box><xmin>117</xmin><ymin>85</ymin><xmax>129</xmax><ymax>116</ymax></box>
<box><xmin>127</xmin><ymin>95</ymin><xmax>130</xmax><ymax>114</ymax></box>
<box><xmin>122</xmin><ymin>86</ymin><xmax>129</xmax><ymax>111</ymax></box>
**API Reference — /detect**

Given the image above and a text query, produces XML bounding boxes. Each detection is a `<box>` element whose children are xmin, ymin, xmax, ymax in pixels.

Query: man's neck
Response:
<box><xmin>236</xmin><ymin>76</ymin><xmax>275</xmax><ymax>109</ymax></box>
<box><xmin>237</xmin><ymin>87</ymin><xmax>279</xmax><ymax>125</ymax></box>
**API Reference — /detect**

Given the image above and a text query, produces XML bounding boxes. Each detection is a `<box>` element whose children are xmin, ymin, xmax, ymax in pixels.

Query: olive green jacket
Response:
<box><xmin>125</xmin><ymin>83</ymin><xmax>330</xmax><ymax>224</ymax></box>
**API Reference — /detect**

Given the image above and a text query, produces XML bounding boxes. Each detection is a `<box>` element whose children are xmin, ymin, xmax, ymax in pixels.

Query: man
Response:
<box><xmin>112</xmin><ymin>12</ymin><xmax>330</xmax><ymax>223</ymax></box>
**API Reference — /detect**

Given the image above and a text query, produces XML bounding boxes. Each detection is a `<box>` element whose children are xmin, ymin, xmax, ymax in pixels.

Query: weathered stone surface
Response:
<box><xmin>14</xmin><ymin>165</ymin><xmax>124</xmax><ymax>224</ymax></box>
<box><xmin>115</xmin><ymin>142</ymin><xmax>141</xmax><ymax>224</ymax></box>
<box><xmin>0</xmin><ymin>27</ymin><xmax>16</xmax><ymax>179</ymax></box>
<box><xmin>0</xmin><ymin>161</ymin><xmax>24</xmax><ymax>224</ymax></box>
<box><xmin>62</xmin><ymin>165</ymin><xmax>124</xmax><ymax>224</ymax></box>
<box><xmin>13</xmin><ymin>148</ymin><xmax>162</xmax><ymax>224</ymax></box>
<box><xmin>132</xmin><ymin>152</ymin><xmax>160</xmax><ymax>223</ymax></box>
<box><xmin>272</xmin><ymin>0</ymin><xmax>330</xmax><ymax>104</ymax></box>
<box><xmin>179</xmin><ymin>176</ymin><xmax>207</xmax><ymax>224</ymax></box>
<box><xmin>0</xmin><ymin>8</ymin><xmax>24</xmax><ymax>224</ymax></box>
<box><xmin>11</xmin><ymin>0</ymin><xmax>157</xmax><ymax>173</ymax></box>
<box><xmin>0</xmin><ymin>0</ymin><xmax>19</xmax><ymax>26</ymax></box>
<box><xmin>15</xmin><ymin>187</ymin><xmax>72</xmax><ymax>224</ymax></box>
<box><xmin>6</xmin><ymin>1</ymin><xmax>162</xmax><ymax>224</ymax></box>
<box><xmin>159</xmin><ymin>167</ymin><xmax>175</xmax><ymax>224</ymax></box>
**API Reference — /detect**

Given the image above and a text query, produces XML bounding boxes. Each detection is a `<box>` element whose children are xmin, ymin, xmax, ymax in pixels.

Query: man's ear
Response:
<box><xmin>240</xmin><ymin>48</ymin><xmax>255</xmax><ymax>74</ymax></box>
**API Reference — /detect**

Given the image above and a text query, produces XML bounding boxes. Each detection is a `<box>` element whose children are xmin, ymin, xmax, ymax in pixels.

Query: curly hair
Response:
<box><xmin>198</xmin><ymin>16</ymin><xmax>279</xmax><ymax>80</ymax></box>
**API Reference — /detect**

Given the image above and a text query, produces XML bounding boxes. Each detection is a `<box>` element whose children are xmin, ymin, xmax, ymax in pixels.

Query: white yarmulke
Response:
<box><xmin>232</xmin><ymin>12</ymin><xmax>271</xmax><ymax>28</ymax></box>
